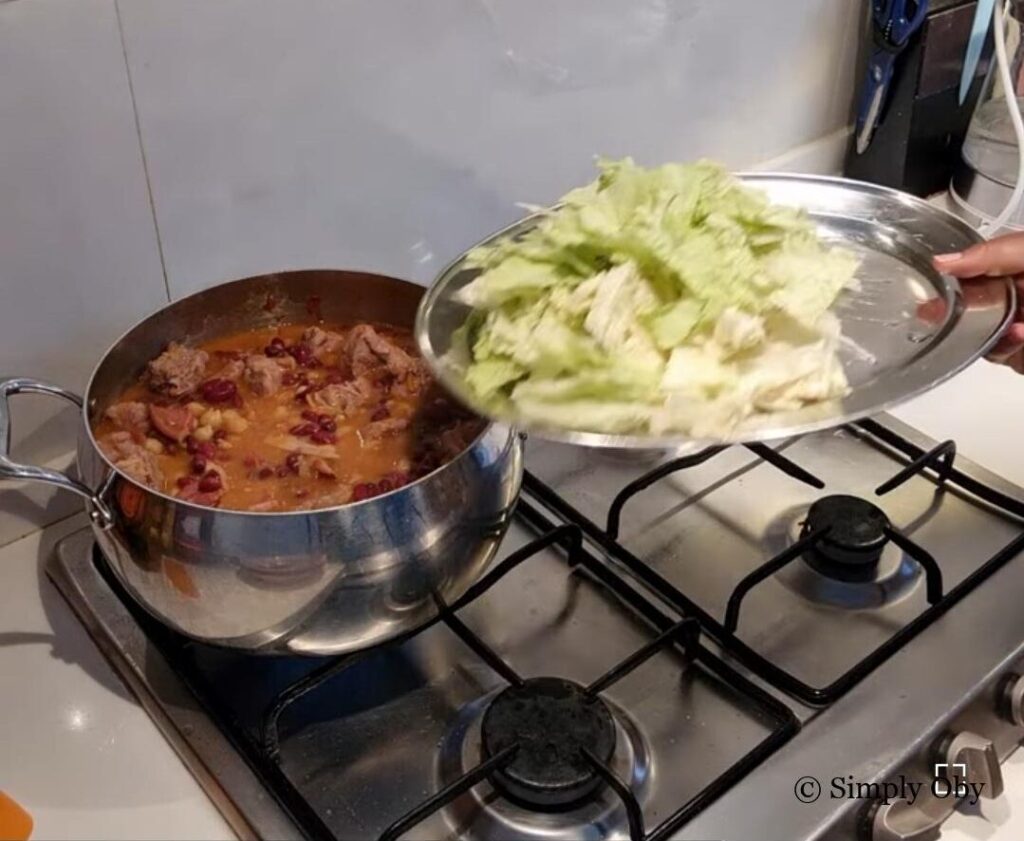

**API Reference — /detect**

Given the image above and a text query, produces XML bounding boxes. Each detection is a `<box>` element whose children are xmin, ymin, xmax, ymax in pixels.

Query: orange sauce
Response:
<box><xmin>92</xmin><ymin>323</ymin><xmax>475</xmax><ymax>512</ymax></box>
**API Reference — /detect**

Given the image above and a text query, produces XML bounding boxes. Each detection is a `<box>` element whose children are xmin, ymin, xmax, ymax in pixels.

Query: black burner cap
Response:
<box><xmin>802</xmin><ymin>495</ymin><xmax>891</xmax><ymax>581</ymax></box>
<box><xmin>481</xmin><ymin>676</ymin><xmax>616</xmax><ymax>810</ymax></box>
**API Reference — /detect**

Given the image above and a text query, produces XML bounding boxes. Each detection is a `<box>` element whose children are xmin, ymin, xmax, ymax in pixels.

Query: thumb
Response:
<box><xmin>934</xmin><ymin>233</ymin><xmax>1024</xmax><ymax>278</ymax></box>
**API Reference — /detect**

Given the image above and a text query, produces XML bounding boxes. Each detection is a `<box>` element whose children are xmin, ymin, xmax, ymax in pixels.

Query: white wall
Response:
<box><xmin>0</xmin><ymin>1</ymin><xmax>167</xmax><ymax>544</ymax></box>
<box><xmin>0</xmin><ymin>0</ymin><xmax>862</xmax><ymax>545</ymax></box>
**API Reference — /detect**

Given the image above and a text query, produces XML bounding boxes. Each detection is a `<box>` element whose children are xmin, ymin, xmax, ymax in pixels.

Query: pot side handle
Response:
<box><xmin>0</xmin><ymin>376</ymin><xmax>114</xmax><ymax>528</ymax></box>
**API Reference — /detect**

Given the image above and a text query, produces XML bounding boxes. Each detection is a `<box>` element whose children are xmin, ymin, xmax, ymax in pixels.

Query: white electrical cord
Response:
<box><xmin>981</xmin><ymin>0</ymin><xmax>1024</xmax><ymax>236</ymax></box>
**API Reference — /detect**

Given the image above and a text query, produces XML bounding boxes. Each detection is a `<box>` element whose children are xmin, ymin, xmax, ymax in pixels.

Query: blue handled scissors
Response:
<box><xmin>854</xmin><ymin>0</ymin><xmax>930</xmax><ymax>154</ymax></box>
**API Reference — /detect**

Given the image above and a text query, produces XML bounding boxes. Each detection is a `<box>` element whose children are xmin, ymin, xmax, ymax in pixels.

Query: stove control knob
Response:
<box><xmin>934</xmin><ymin>730</ymin><xmax>1004</xmax><ymax>800</ymax></box>
<box><xmin>868</xmin><ymin>731</ymin><xmax>1003</xmax><ymax>841</ymax></box>
<box><xmin>867</xmin><ymin>800</ymin><xmax>942</xmax><ymax>841</ymax></box>
<box><xmin>999</xmin><ymin>672</ymin><xmax>1024</xmax><ymax>726</ymax></box>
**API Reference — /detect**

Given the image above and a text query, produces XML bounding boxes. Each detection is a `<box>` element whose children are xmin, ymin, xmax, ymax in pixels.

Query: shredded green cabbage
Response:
<box><xmin>452</xmin><ymin>158</ymin><xmax>859</xmax><ymax>437</ymax></box>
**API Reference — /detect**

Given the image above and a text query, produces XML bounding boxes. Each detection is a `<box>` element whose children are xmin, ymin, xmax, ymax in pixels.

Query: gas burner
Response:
<box><xmin>801</xmin><ymin>495</ymin><xmax>890</xmax><ymax>582</ymax></box>
<box><xmin>767</xmin><ymin>503</ymin><xmax>922</xmax><ymax>610</ymax></box>
<box><xmin>481</xmin><ymin>677</ymin><xmax>615</xmax><ymax>809</ymax></box>
<box><xmin>438</xmin><ymin>685</ymin><xmax>651</xmax><ymax>841</ymax></box>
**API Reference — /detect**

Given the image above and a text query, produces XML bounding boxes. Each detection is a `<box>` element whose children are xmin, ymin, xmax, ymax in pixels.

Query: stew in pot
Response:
<box><xmin>91</xmin><ymin>322</ymin><xmax>484</xmax><ymax>511</ymax></box>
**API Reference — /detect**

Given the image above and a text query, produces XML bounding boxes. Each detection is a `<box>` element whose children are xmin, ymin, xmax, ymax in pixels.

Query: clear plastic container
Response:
<box><xmin>951</xmin><ymin>2</ymin><xmax>1024</xmax><ymax>229</ymax></box>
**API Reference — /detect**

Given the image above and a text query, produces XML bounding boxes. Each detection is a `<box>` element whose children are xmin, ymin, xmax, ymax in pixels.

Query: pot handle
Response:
<box><xmin>0</xmin><ymin>376</ymin><xmax>114</xmax><ymax>528</ymax></box>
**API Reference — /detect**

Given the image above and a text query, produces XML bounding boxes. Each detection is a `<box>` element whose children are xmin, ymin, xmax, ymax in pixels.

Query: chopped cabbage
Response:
<box><xmin>451</xmin><ymin>158</ymin><xmax>860</xmax><ymax>438</ymax></box>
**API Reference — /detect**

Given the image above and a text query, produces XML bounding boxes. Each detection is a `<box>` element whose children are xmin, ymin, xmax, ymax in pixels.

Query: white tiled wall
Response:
<box><xmin>0</xmin><ymin>0</ymin><xmax>863</xmax><ymax>544</ymax></box>
<box><xmin>118</xmin><ymin>0</ymin><xmax>863</xmax><ymax>296</ymax></box>
<box><xmin>0</xmin><ymin>0</ymin><xmax>167</xmax><ymax>546</ymax></box>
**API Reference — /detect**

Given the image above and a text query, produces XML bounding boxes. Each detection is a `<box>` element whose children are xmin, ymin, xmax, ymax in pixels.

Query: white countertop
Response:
<box><xmin>4</xmin><ymin>360</ymin><xmax>1024</xmax><ymax>841</ymax></box>
<box><xmin>0</xmin><ymin>516</ymin><xmax>233</xmax><ymax>841</ymax></box>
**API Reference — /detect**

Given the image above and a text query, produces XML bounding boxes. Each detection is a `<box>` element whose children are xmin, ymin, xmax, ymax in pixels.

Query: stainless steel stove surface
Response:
<box><xmin>527</xmin><ymin>423</ymin><xmax>1023</xmax><ymax>697</ymax></box>
<box><xmin>48</xmin><ymin>416</ymin><xmax>1024</xmax><ymax>841</ymax></box>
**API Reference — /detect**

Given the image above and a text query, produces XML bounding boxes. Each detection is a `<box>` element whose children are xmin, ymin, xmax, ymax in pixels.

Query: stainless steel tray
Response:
<box><xmin>416</xmin><ymin>173</ymin><xmax>1014</xmax><ymax>449</ymax></box>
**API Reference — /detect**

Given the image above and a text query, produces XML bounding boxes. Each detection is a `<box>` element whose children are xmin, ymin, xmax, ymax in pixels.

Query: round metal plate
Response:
<box><xmin>416</xmin><ymin>174</ymin><xmax>1014</xmax><ymax>448</ymax></box>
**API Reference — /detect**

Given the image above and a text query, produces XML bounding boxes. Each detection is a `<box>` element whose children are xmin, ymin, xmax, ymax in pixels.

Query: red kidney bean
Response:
<box><xmin>257</xmin><ymin>466</ymin><xmax>274</xmax><ymax>479</ymax></box>
<box><xmin>176</xmin><ymin>476</ymin><xmax>193</xmax><ymax>489</ymax></box>
<box><xmin>184</xmin><ymin>435</ymin><xmax>198</xmax><ymax>455</ymax></box>
<box><xmin>301</xmin><ymin>409</ymin><xmax>319</xmax><ymax>422</ymax></box>
<box><xmin>317</xmin><ymin>414</ymin><xmax>336</xmax><ymax>431</ymax></box>
<box><xmin>377</xmin><ymin>478</ymin><xmax>393</xmax><ymax>493</ymax></box>
<box><xmin>310</xmin><ymin>429</ymin><xmax>336</xmax><ymax>445</ymax></box>
<box><xmin>199</xmin><ymin>378</ymin><xmax>237</xmax><ymax>403</ymax></box>
<box><xmin>370</xmin><ymin>405</ymin><xmax>390</xmax><ymax>422</ymax></box>
<box><xmin>264</xmin><ymin>337</ymin><xmax>287</xmax><ymax>357</ymax></box>
<box><xmin>352</xmin><ymin>483</ymin><xmax>377</xmax><ymax>502</ymax></box>
<box><xmin>288</xmin><ymin>345</ymin><xmax>318</xmax><ymax>368</ymax></box>
<box><xmin>275</xmin><ymin>464</ymin><xmax>290</xmax><ymax>478</ymax></box>
<box><xmin>285</xmin><ymin>453</ymin><xmax>301</xmax><ymax>474</ymax></box>
<box><xmin>198</xmin><ymin>470</ymin><xmax>222</xmax><ymax>493</ymax></box>
<box><xmin>190</xmin><ymin>456</ymin><xmax>207</xmax><ymax>474</ymax></box>
<box><xmin>324</xmin><ymin>370</ymin><xmax>346</xmax><ymax>385</ymax></box>
<box><xmin>195</xmin><ymin>442</ymin><xmax>216</xmax><ymax>460</ymax></box>
<box><xmin>386</xmin><ymin>471</ymin><xmax>411</xmax><ymax>489</ymax></box>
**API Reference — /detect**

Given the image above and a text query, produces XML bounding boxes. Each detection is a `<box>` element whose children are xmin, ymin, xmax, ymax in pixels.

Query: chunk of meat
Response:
<box><xmin>390</xmin><ymin>364</ymin><xmax>432</xmax><ymax>400</ymax></box>
<box><xmin>310</xmin><ymin>458</ymin><xmax>336</xmax><ymax>479</ymax></box>
<box><xmin>409</xmin><ymin>410</ymin><xmax>484</xmax><ymax>477</ymax></box>
<box><xmin>100</xmin><ymin>431</ymin><xmax>164</xmax><ymax>489</ymax></box>
<box><xmin>148</xmin><ymin>403</ymin><xmax>196</xmax><ymax>442</ymax></box>
<box><xmin>217</xmin><ymin>358</ymin><xmax>246</xmax><ymax>381</ymax></box>
<box><xmin>363</xmin><ymin>416</ymin><xmax>410</xmax><ymax>441</ymax></box>
<box><xmin>346</xmin><ymin>325</ymin><xmax>419</xmax><ymax>379</ymax></box>
<box><xmin>439</xmin><ymin>420</ymin><xmax>482</xmax><ymax>459</ymax></box>
<box><xmin>104</xmin><ymin>401</ymin><xmax>150</xmax><ymax>436</ymax></box>
<box><xmin>248</xmin><ymin>499</ymin><xmax>280</xmax><ymax>512</ymax></box>
<box><xmin>264</xmin><ymin>434</ymin><xmax>339</xmax><ymax>459</ymax></box>
<box><xmin>306</xmin><ymin>378</ymin><xmax>379</xmax><ymax>415</ymax></box>
<box><xmin>146</xmin><ymin>343</ymin><xmax>209</xmax><ymax>397</ymax></box>
<box><xmin>302</xmin><ymin>326</ymin><xmax>346</xmax><ymax>358</ymax></box>
<box><xmin>244</xmin><ymin>355</ymin><xmax>289</xmax><ymax>396</ymax></box>
<box><xmin>310</xmin><ymin>484</ymin><xmax>353</xmax><ymax>507</ymax></box>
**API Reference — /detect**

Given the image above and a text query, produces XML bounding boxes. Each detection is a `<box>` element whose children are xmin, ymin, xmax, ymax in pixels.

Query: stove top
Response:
<box><xmin>48</xmin><ymin>415</ymin><xmax>1024</xmax><ymax>840</ymax></box>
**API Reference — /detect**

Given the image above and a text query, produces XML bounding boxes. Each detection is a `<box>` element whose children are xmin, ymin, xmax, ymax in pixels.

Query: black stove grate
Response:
<box><xmin>91</xmin><ymin>495</ymin><xmax>799</xmax><ymax>841</ymax></box>
<box><xmin>525</xmin><ymin>419</ymin><xmax>1024</xmax><ymax>706</ymax></box>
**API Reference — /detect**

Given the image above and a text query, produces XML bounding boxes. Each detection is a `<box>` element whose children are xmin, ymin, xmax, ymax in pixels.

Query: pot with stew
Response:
<box><xmin>0</xmin><ymin>271</ymin><xmax>522</xmax><ymax>655</ymax></box>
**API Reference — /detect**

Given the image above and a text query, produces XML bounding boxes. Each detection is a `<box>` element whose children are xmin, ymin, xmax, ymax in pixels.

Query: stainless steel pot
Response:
<box><xmin>0</xmin><ymin>270</ymin><xmax>523</xmax><ymax>655</ymax></box>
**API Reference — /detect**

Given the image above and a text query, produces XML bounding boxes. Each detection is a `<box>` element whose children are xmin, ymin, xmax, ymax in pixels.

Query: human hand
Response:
<box><xmin>934</xmin><ymin>233</ymin><xmax>1024</xmax><ymax>371</ymax></box>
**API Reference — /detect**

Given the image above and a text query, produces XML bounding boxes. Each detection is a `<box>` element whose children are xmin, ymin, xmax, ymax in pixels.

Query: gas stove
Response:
<box><xmin>48</xmin><ymin>415</ymin><xmax>1024</xmax><ymax>841</ymax></box>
